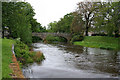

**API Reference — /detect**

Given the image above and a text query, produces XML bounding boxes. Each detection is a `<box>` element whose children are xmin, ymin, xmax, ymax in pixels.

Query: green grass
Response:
<box><xmin>0</xmin><ymin>38</ymin><xmax>2</xmax><ymax>80</ymax></box>
<box><xmin>1</xmin><ymin>38</ymin><xmax>15</xmax><ymax>78</ymax></box>
<box><xmin>74</xmin><ymin>36</ymin><xmax>120</xmax><ymax>50</ymax></box>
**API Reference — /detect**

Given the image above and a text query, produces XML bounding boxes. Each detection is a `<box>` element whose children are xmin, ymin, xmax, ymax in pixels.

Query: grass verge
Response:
<box><xmin>0</xmin><ymin>38</ymin><xmax>2</xmax><ymax>80</ymax></box>
<box><xmin>74</xmin><ymin>36</ymin><xmax>120</xmax><ymax>50</ymax></box>
<box><xmin>1</xmin><ymin>38</ymin><xmax>15</xmax><ymax>78</ymax></box>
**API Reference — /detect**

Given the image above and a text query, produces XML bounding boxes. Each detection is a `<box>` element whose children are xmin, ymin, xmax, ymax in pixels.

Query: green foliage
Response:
<box><xmin>48</xmin><ymin>13</ymin><xmax>74</xmax><ymax>33</ymax></box>
<box><xmin>26</xmin><ymin>57</ymin><xmax>34</xmax><ymax>63</ymax></box>
<box><xmin>14</xmin><ymin>41</ymin><xmax>45</xmax><ymax>64</ymax></box>
<box><xmin>45</xmin><ymin>34</ymin><xmax>67</xmax><ymax>43</ymax></box>
<box><xmin>74</xmin><ymin>36</ymin><xmax>120</xmax><ymax>50</ymax></box>
<box><xmin>71</xmin><ymin>12</ymin><xmax>85</xmax><ymax>34</ymax></box>
<box><xmin>71</xmin><ymin>35</ymin><xmax>84</xmax><ymax>43</ymax></box>
<box><xmin>32</xmin><ymin>36</ymin><xmax>42</xmax><ymax>43</ymax></box>
<box><xmin>14</xmin><ymin>41</ymin><xmax>31</xmax><ymax>64</ymax></box>
<box><xmin>2</xmin><ymin>2</ymin><xmax>35</xmax><ymax>44</ymax></box>
<box><xmin>31</xmin><ymin>19</ymin><xmax>47</xmax><ymax>32</ymax></box>
<box><xmin>93</xmin><ymin>2</ymin><xmax>120</xmax><ymax>37</ymax></box>
<box><xmin>2</xmin><ymin>39</ymin><xmax>15</xmax><ymax>78</ymax></box>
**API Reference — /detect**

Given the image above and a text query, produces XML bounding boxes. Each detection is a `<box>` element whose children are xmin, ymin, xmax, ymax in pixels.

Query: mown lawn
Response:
<box><xmin>74</xmin><ymin>36</ymin><xmax>120</xmax><ymax>50</ymax></box>
<box><xmin>0</xmin><ymin>38</ymin><xmax>2</xmax><ymax>80</ymax></box>
<box><xmin>1</xmin><ymin>38</ymin><xmax>15</xmax><ymax>78</ymax></box>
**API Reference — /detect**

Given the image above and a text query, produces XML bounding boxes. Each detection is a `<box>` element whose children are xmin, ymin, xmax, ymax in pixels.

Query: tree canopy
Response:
<box><xmin>2</xmin><ymin>2</ymin><xmax>46</xmax><ymax>44</ymax></box>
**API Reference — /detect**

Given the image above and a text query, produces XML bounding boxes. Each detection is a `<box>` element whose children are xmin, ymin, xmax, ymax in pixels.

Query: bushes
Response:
<box><xmin>14</xmin><ymin>41</ymin><xmax>45</xmax><ymax>64</ymax></box>
<box><xmin>45</xmin><ymin>34</ymin><xmax>67</xmax><ymax>43</ymax></box>
<box><xmin>32</xmin><ymin>36</ymin><xmax>42</xmax><ymax>43</ymax></box>
<box><xmin>34</xmin><ymin>51</ymin><xmax>45</xmax><ymax>62</ymax></box>
<box><xmin>71</xmin><ymin>35</ymin><xmax>84</xmax><ymax>43</ymax></box>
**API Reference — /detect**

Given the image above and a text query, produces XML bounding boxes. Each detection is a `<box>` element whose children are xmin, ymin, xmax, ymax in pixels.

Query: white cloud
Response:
<box><xmin>25</xmin><ymin>0</ymin><xmax>81</xmax><ymax>27</ymax></box>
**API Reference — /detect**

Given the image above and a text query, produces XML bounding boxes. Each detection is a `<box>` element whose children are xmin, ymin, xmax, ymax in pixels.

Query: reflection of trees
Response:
<box><xmin>63</xmin><ymin>44</ymin><xmax>84</xmax><ymax>54</ymax></box>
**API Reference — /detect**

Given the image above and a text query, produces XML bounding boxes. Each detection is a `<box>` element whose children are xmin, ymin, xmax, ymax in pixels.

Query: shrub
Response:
<box><xmin>46</xmin><ymin>34</ymin><xmax>56</xmax><ymax>42</ymax></box>
<box><xmin>34</xmin><ymin>51</ymin><xmax>45</xmax><ymax>62</ymax></box>
<box><xmin>71</xmin><ymin>35</ymin><xmax>84</xmax><ymax>43</ymax></box>
<box><xmin>26</xmin><ymin>57</ymin><xmax>34</xmax><ymax>63</ymax></box>
<box><xmin>32</xmin><ymin>36</ymin><xmax>42</xmax><ymax>43</ymax></box>
<box><xmin>45</xmin><ymin>34</ymin><xmax>67</xmax><ymax>43</ymax></box>
<box><xmin>14</xmin><ymin>41</ymin><xmax>45</xmax><ymax>64</ymax></box>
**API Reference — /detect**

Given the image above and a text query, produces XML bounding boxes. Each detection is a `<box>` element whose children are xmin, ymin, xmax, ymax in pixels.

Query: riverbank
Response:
<box><xmin>9</xmin><ymin>54</ymin><xmax>25</xmax><ymax>78</ymax></box>
<box><xmin>74</xmin><ymin>36</ymin><xmax>120</xmax><ymax>50</ymax></box>
<box><xmin>1</xmin><ymin>38</ymin><xmax>45</xmax><ymax>79</ymax></box>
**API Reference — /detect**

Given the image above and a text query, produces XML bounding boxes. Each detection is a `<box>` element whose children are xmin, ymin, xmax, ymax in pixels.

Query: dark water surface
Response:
<box><xmin>22</xmin><ymin>43</ymin><xmax>119</xmax><ymax>78</ymax></box>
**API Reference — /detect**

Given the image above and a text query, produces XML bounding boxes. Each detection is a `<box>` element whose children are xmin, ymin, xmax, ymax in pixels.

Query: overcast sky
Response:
<box><xmin>25</xmin><ymin>0</ymin><xmax>82</xmax><ymax>28</ymax></box>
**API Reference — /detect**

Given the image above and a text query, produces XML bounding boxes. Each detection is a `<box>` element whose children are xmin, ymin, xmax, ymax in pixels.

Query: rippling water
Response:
<box><xmin>22</xmin><ymin>43</ymin><xmax>119</xmax><ymax>78</ymax></box>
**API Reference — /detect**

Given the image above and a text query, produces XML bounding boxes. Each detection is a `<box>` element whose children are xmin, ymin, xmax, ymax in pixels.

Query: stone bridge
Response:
<box><xmin>32</xmin><ymin>32</ymin><xmax>72</xmax><ymax>42</ymax></box>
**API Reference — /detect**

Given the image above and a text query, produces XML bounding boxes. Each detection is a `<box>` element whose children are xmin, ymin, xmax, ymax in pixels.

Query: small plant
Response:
<box><xmin>34</xmin><ymin>51</ymin><xmax>45</xmax><ymax>62</ymax></box>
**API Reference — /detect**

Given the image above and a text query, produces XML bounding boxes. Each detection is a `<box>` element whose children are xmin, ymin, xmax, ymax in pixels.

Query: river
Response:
<box><xmin>22</xmin><ymin>43</ymin><xmax>119</xmax><ymax>78</ymax></box>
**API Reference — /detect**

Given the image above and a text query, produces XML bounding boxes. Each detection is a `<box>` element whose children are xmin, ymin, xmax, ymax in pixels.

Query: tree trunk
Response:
<box><xmin>114</xmin><ymin>29</ymin><xmax>119</xmax><ymax>37</ymax></box>
<box><xmin>85</xmin><ymin>20</ymin><xmax>89</xmax><ymax>36</ymax></box>
<box><xmin>85</xmin><ymin>26</ymin><xmax>89</xmax><ymax>36</ymax></box>
<box><xmin>2</xmin><ymin>27</ymin><xmax>4</xmax><ymax>38</ymax></box>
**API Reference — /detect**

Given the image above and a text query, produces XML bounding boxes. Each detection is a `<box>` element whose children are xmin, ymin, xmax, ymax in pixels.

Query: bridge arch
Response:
<box><xmin>32</xmin><ymin>33</ymin><xmax>72</xmax><ymax>43</ymax></box>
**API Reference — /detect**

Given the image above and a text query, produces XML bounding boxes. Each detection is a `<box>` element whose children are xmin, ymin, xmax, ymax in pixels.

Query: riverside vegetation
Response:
<box><xmin>45</xmin><ymin>34</ymin><xmax>67</xmax><ymax>43</ymax></box>
<box><xmin>1</xmin><ymin>38</ymin><xmax>45</xmax><ymax>79</ymax></box>
<box><xmin>73</xmin><ymin>36</ymin><xmax>120</xmax><ymax>50</ymax></box>
<box><xmin>14</xmin><ymin>40</ymin><xmax>45</xmax><ymax>65</ymax></box>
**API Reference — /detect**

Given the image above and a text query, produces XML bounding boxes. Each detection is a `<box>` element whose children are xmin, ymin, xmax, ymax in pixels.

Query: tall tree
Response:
<box><xmin>76</xmin><ymin>2</ymin><xmax>95</xmax><ymax>36</ymax></box>
<box><xmin>111</xmin><ymin>2</ymin><xmax>120</xmax><ymax>37</ymax></box>
<box><xmin>71</xmin><ymin>12</ymin><xmax>84</xmax><ymax>35</ymax></box>
<box><xmin>48</xmin><ymin>13</ymin><xmax>74</xmax><ymax>33</ymax></box>
<box><xmin>93</xmin><ymin>2</ymin><xmax>120</xmax><ymax>37</ymax></box>
<box><xmin>2</xmin><ymin>2</ymin><xmax>35</xmax><ymax>44</ymax></box>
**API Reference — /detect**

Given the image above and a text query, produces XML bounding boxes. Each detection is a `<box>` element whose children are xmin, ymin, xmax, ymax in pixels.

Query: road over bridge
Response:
<box><xmin>32</xmin><ymin>32</ymin><xmax>72</xmax><ymax>42</ymax></box>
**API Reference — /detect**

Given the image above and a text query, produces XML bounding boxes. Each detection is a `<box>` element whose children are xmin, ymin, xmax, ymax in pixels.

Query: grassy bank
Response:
<box><xmin>74</xmin><ymin>36</ymin><xmax>120</xmax><ymax>50</ymax></box>
<box><xmin>2</xmin><ymin>39</ymin><xmax>15</xmax><ymax>78</ymax></box>
<box><xmin>1</xmin><ymin>38</ymin><xmax>45</xmax><ymax>79</ymax></box>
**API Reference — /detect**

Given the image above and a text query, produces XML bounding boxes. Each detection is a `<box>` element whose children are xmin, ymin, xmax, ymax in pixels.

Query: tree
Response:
<box><xmin>48</xmin><ymin>13</ymin><xmax>74</xmax><ymax>33</ymax></box>
<box><xmin>93</xmin><ymin>2</ymin><xmax>120</xmax><ymax>37</ymax></box>
<box><xmin>111</xmin><ymin>2</ymin><xmax>120</xmax><ymax>37</ymax></box>
<box><xmin>76</xmin><ymin>2</ymin><xmax>95</xmax><ymax>36</ymax></box>
<box><xmin>2</xmin><ymin>2</ymin><xmax>35</xmax><ymax>44</ymax></box>
<box><xmin>48</xmin><ymin>21</ymin><xmax>58</xmax><ymax>32</ymax></box>
<box><xmin>71</xmin><ymin>12</ymin><xmax>84</xmax><ymax>35</ymax></box>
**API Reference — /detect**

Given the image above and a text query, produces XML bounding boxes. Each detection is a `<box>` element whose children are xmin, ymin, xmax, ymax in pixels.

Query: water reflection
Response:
<box><xmin>58</xmin><ymin>44</ymin><xmax>119</xmax><ymax>76</ymax></box>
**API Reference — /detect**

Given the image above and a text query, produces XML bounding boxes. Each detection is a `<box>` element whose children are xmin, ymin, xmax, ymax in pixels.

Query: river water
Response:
<box><xmin>22</xmin><ymin>43</ymin><xmax>119</xmax><ymax>78</ymax></box>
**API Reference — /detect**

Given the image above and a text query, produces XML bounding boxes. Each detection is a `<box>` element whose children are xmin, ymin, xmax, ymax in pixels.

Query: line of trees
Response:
<box><xmin>48</xmin><ymin>1</ymin><xmax>120</xmax><ymax>37</ymax></box>
<box><xmin>47</xmin><ymin>13</ymin><xmax>74</xmax><ymax>33</ymax></box>
<box><xmin>2</xmin><ymin>2</ymin><xmax>46</xmax><ymax>44</ymax></box>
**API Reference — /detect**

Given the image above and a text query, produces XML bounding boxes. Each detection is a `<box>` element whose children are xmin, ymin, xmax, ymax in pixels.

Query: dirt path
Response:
<box><xmin>9</xmin><ymin>54</ymin><xmax>25</xmax><ymax>79</ymax></box>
